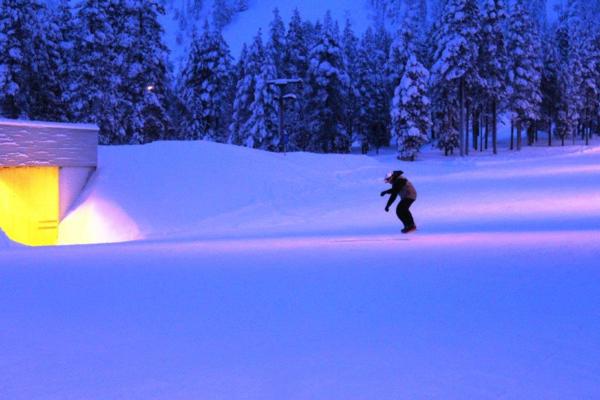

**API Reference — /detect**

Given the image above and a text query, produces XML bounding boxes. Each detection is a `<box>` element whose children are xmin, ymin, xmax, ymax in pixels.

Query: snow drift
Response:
<box><xmin>58</xmin><ymin>141</ymin><xmax>385</xmax><ymax>244</ymax></box>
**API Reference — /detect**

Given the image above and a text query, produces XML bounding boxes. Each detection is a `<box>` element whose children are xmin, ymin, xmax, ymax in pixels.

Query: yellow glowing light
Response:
<box><xmin>0</xmin><ymin>167</ymin><xmax>59</xmax><ymax>246</ymax></box>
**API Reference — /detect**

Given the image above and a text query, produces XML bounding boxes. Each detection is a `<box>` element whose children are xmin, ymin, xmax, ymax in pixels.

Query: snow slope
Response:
<box><xmin>162</xmin><ymin>0</ymin><xmax>374</xmax><ymax>65</ymax></box>
<box><xmin>161</xmin><ymin>0</ymin><xmax>563</xmax><ymax>65</ymax></box>
<box><xmin>222</xmin><ymin>0</ymin><xmax>373</xmax><ymax>57</ymax></box>
<box><xmin>3</xmin><ymin>141</ymin><xmax>600</xmax><ymax>399</ymax></box>
<box><xmin>59</xmin><ymin>140</ymin><xmax>600</xmax><ymax>245</ymax></box>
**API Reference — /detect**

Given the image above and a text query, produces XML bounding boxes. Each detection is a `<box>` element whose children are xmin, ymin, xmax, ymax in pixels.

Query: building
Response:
<box><xmin>0</xmin><ymin>119</ymin><xmax>98</xmax><ymax>246</ymax></box>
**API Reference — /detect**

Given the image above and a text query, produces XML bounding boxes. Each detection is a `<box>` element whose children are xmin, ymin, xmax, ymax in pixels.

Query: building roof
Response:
<box><xmin>0</xmin><ymin>118</ymin><xmax>98</xmax><ymax>168</ymax></box>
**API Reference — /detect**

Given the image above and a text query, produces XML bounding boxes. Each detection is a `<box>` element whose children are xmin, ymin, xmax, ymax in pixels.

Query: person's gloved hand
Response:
<box><xmin>380</xmin><ymin>191</ymin><xmax>386</xmax><ymax>197</ymax></box>
<box><xmin>385</xmin><ymin>207</ymin><xmax>389</xmax><ymax>212</ymax></box>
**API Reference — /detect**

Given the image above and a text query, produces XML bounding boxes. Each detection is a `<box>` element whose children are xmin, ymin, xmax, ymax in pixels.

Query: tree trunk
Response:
<box><xmin>517</xmin><ymin>121</ymin><xmax>522</xmax><ymax>151</ymax></box>
<box><xmin>459</xmin><ymin>79</ymin><xmax>465</xmax><ymax>157</ymax></box>
<box><xmin>279</xmin><ymin>95</ymin><xmax>285</xmax><ymax>153</ymax></box>
<box><xmin>484</xmin><ymin>114</ymin><xmax>489</xmax><ymax>150</ymax></box>
<box><xmin>465</xmin><ymin>104</ymin><xmax>470</xmax><ymax>156</ymax></box>
<box><xmin>529</xmin><ymin>126</ymin><xmax>534</xmax><ymax>146</ymax></box>
<box><xmin>479</xmin><ymin>113</ymin><xmax>484</xmax><ymax>152</ymax></box>
<box><xmin>510</xmin><ymin>119</ymin><xmax>514</xmax><ymax>150</ymax></box>
<box><xmin>473</xmin><ymin>108</ymin><xmax>479</xmax><ymax>151</ymax></box>
<box><xmin>492</xmin><ymin>100</ymin><xmax>497</xmax><ymax>155</ymax></box>
<box><xmin>548</xmin><ymin>120</ymin><xmax>552</xmax><ymax>147</ymax></box>
<box><xmin>586</xmin><ymin>122</ymin><xmax>590</xmax><ymax>146</ymax></box>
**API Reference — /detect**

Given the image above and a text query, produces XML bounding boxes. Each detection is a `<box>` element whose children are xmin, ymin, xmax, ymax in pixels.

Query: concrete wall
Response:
<box><xmin>59</xmin><ymin>167</ymin><xmax>95</xmax><ymax>220</ymax></box>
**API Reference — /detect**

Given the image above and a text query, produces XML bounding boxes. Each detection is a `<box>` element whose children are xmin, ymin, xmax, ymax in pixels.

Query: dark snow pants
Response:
<box><xmin>396</xmin><ymin>198</ymin><xmax>415</xmax><ymax>229</ymax></box>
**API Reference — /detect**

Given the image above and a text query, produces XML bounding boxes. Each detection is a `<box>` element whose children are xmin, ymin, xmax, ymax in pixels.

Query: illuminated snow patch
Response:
<box><xmin>58</xmin><ymin>197</ymin><xmax>141</xmax><ymax>245</ymax></box>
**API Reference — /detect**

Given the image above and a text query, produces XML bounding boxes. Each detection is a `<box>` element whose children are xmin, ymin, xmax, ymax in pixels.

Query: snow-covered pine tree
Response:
<box><xmin>179</xmin><ymin>29</ymin><xmax>205</xmax><ymax>140</ymax></box>
<box><xmin>422</xmin><ymin>2</ymin><xmax>443</xmax><ymax>71</ymax></box>
<box><xmin>52</xmin><ymin>0</ymin><xmax>78</xmax><ymax>121</ymax></box>
<box><xmin>284</xmin><ymin>9</ymin><xmax>308</xmax><ymax>79</ymax></box>
<box><xmin>305</xmin><ymin>11</ymin><xmax>351</xmax><ymax>153</ymax></box>
<box><xmin>180</xmin><ymin>21</ymin><xmax>233</xmax><ymax>142</ymax></box>
<box><xmin>507</xmin><ymin>0</ymin><xmax>542</xmax><ymax>150</ymax></box>
<box><xmin>242</xmin><ymin>42</ymin><xmax>279</xmax><ymax>150</ymax></box>
<box><xmin>122</xmin><ymin>0</ymin><xmax>173</xmax><ymax>144</ymax></box>
<box><xmin>0</xmin><ymin>0</ymin><xmax>44</xmax><ymax>119</ymax></box>
<box><xmin>463</xmin><ymin>1</ymin><xmax>485</xmax><ymax>154</ymax></box>
<box><xmin>234</xmin><ymin>43</ymin><xmax>249</xmax><ymax>81</ymax></box>
<box><xmin>540</xmin><ymin>24</ymin><xmax>561</xmax><ymax>146</ymax></box>
<box><xmin>553</xmin><ymin>6</ymin><xmax>571</xmax><ymax>145</ymax></box>
<box><xmin>229</xmin><ymin>30</ymin><xmax>264</xmax><ymax>146</ymax></box>
<box><xmin>418</xmin><ymin>0</ymin><xmax>427</xmax><ymax>26</ymax></box>
<box><xmin>27</xmin><ymin>1</ymin><xmax>70</xmax><ymax>122</ymax></box>
<box><xmin>228</xmin><ymin>43</ymin><xmax>247</xmax><ymax>144</ymax></box>
<box><xmin>283</xmin><ymin>8</ymin><xmax>310</xmax><ymax>150</ymax></box>
<box><xmin>590</xmin><ymin>16</ymin><xmax>600</xmax><ymax>139</ymax></box>
<box><xmin>554</xmin><ymin>0</ymin><xmax>599</xmax><ymax>146</ymax></box>
<box><xmin>479</xmin><ymin>0</ymin><xmax>508</xmax><ymax>154</ymax></box>
<box><xmin>571</xmin><ymin>2</ymin><xmax>599</xmax><ymax>145</ymax></box>
<box><xmin>305</xmin><ymin>19</ymin><xmax>322</xmax><ymax>52</ymax></box>
<box><xmin>526</xmin><ymin>0</ymin><xmax>547</xmax><ymax>29</ymax></box>
<box><xmin>429</xmin><ymin>0</ymin><xmax>445</xmax><ymax>24</ymax></box>
<box><xmin>268</xmin><ymin>8</ymin><xmax>286</xmax><ymax>77</ymax></box>
<box><xmin>356</xmin><ymin>27</ymin><xmax>390</xmax><ymax>153</ymax></box>
<box><xmin>71</xmin><ymin>0</ymin><xmax>122</xmax><ymax>143</ymax></box>
<box><xmin>391</xmin><ymin>54</ymin><xmax>431</xmax><ymax>161</ymax></box>
<box><xmin>341</xmin><ymin>17</ymin><xmax>360</xmax><ymax>144</ymax></box>
<box><xmin>387</xmin><ymin>0</ymin><xmax>421</xmax><ymax>111</ymax></box>
<box><xmin>430</xmin><ymin>0</ymin><xmax>482</xmax><ymax>156</ymax></box>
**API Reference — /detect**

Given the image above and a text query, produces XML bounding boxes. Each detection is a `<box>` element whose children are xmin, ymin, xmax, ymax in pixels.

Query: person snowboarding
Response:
<box><xmin>381</xmin><ymin>170</ymin><xmax>417</xmax><ymax>233</ymax></box>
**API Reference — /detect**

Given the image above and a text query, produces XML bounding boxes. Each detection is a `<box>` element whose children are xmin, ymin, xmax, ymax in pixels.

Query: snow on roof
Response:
<box><xmin>0</xmin><ymin>118</ymin><xmax>98</xmax><ymax>131</ymax></box>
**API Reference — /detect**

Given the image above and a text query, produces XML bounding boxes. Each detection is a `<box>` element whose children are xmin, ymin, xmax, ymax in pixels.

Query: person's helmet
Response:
<box><xmin>384</xmin><ymin>171</ymin><xmax>394</xmax><ymax>183</ymax></box>
<box><xmin>384</xmin><ymin>170</ymin><xmax>403</xmax><ymax>183</ymax></box>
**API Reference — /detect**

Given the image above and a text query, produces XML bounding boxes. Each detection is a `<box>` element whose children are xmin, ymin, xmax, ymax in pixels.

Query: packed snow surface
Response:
<box><xmin>2</xmin><ymin>141</ymin><xmax>600</xmax><ymax>399</ymax></box>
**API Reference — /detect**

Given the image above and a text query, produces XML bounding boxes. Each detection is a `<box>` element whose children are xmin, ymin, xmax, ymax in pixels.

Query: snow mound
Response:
<box><xmin>58</xmin><ymin>140</ymin><xmax>384</xmax><ymax>245</ymax></box>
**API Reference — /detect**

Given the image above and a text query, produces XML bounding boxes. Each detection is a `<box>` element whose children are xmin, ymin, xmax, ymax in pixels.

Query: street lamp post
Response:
<box><xmin>267</xmin><ymin>78</ymin><xmax>303</xmax><ymax>154</ymax></box>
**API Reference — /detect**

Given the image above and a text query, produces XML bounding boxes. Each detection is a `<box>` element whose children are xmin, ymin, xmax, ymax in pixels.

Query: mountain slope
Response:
<box><xmin>161</xmin><ymin>0</ymin><xmax>376</xmax><ymax>66</ymax></box>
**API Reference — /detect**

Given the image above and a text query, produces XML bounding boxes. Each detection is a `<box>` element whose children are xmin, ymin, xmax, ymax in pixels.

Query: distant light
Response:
<box><xmin>146</xmin><ymin>85</ymin><xmax>155</xmax><ymax>92</ymax></box>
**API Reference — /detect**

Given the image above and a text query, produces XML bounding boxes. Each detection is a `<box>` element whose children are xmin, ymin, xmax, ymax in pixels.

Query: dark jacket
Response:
<box><xmin>382</xmin><ymin>177</ymin><xmax>417</xmax><ymax>209</ymax></box>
